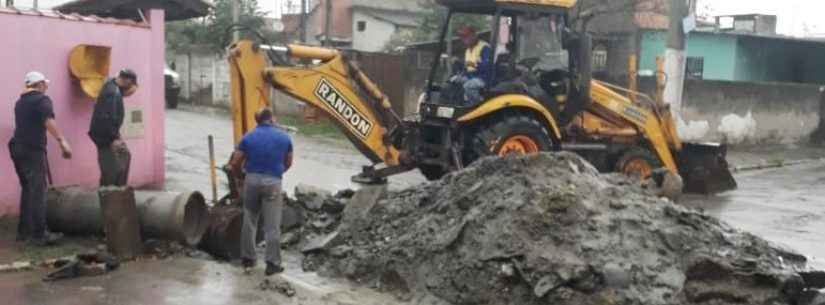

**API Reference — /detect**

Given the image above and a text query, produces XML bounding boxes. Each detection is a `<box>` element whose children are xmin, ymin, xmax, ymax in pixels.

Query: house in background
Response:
<box><xmin>282</xmin><ymin>0</ymin><xmax>425</xmax><ymax>52</ymax></box>
<box><xmin>637</xmin><ymin>14</ymin><xmax>825</xmax><ymax>84</ymax></box>
<box><xmin>588</xmin><ymin>1</ymin><xmax>825</xmax><ymax>144</ymax></box>
<box><xmin>590</xmin><ymin>2</ymin><xmax>825</xmax><ymax>85</ymax></box>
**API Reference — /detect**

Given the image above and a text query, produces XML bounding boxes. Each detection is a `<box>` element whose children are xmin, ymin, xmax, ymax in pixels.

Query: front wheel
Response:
<box><xmin>614</xmin><ymin>147</ymin><xmax>662</xmax><ymax>181</ymax></box>
<box><xmin>466</xmin><ymin>114</ymin><xmax>555</xmax><ymax>165</ymax></box>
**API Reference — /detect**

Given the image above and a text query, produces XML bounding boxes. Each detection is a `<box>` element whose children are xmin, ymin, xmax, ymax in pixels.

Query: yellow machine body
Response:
<box><xmin>457</xmin><ymin>94</ymin><xmax>563</xmax><ymax>140</ymax></box>
<box><xmin>226</xmin><ymin>0</ymin><xmax>735</xmax><ymax>194</ymax></box>
<box><xmin>228</xmin><ymin>41</ymin><xmax>401</xmax><ymax>166</ymax></box>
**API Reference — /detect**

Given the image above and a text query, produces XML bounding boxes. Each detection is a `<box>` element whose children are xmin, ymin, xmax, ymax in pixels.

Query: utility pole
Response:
<box><xmin>33</xmin><ymin>0</ymin><xmax>37</xmax><ymax>9</ymax></box>
<box><xmin>663</xmin><ymin>0</ymin><xmax>689</xmax><ymax>114</ymax></box>
<box><xmin>232</xmin><ymin>0</ymin><xmax>240</xmax><ymax>42</ymax></box>
<box><xmin>300</xmin><ymin>0</ymin><xmax>307</xmax><ymax>43</ymax></box>
<box><xmin>324</xmin><ymin>0</ymin><xmax>332</xmax><ymax>46</ymax></box>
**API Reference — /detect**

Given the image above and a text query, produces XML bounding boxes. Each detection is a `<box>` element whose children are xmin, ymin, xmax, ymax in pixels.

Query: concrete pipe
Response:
<box><xmin>199</xmin><ymin>205</ymin><xmax>243</xmax><ymax>260</ymax></box>
<box><xmin>47</xmin><ymin>188</ymin><xmax>209</xmax><ymax>247</ymax></box>
<box><xmin>47</xmin><ymin>186</ymin><xmax>103</xmax><ymax>235</ymax></box>
<box><xmin>134</xmin><ymin>191</ymin><xmax>210</xmax><ymax>247</ymax></box>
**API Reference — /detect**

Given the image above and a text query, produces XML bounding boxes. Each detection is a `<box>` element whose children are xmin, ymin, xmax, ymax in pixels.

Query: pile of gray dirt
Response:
<box><xmin>298</xmin><ymin>152</ymin><xmax>825</xmax><ymax>305</ymax></box>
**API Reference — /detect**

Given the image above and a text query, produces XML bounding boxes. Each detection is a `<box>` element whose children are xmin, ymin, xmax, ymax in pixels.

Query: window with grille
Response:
<box><xmin>592</xmin><ymin>47</ymin><xmax>608</xmax><ymax>72</ymax></box>
<box><xmin>686</xmin><ymin>57</ymin><xmax>704</xmax><ymax>79</ymax></box>
<box><xmin>357</xmin><ymin>21</ymin><xmax>367</xmax><ymax>32</ymax></box>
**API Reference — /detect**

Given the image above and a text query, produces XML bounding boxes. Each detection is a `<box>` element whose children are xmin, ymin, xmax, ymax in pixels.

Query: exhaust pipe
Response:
<box><xmin>46</xmin><ymin>187</ymin><xmax>210</xmax><ymax>247</ymax></box>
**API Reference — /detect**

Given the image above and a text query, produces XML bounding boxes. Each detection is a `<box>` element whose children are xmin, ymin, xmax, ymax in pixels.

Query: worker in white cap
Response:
<box><xmin>8</xmin><ymin>71</ymin><xmax>72</xmax><ymax>246</ymax></box>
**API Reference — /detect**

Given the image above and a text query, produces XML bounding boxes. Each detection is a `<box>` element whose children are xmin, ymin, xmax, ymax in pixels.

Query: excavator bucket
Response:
<box><xmin>69</xmin><ymin>44</ymin><xmax>111</xmax><ymax>99</ymax></box>
<box><xmin>677</xmin><ymin>143</ymin><xmax>737</xmax><ymax>194</ymax></box>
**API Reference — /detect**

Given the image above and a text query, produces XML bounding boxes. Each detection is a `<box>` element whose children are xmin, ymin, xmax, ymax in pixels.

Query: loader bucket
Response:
<box><xmin>677</xmin><ymin>143</ymin><xmax>738</xmax><ymax>194</ymax></box>
<box><xmin>69</xmin><ymin>44</ymin><xmax>111</xmax><ymax>99</ymax></box>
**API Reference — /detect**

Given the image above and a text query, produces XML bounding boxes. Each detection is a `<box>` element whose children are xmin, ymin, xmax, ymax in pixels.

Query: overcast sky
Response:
<box><xmin>26</xmin><ymin>0</ymin><xmax>825</xmax><ymax>36</ymax></box>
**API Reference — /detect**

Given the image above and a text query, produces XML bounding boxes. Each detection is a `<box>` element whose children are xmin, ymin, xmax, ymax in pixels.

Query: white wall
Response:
<box><xmin>351</xmin><ymin>11</ymin><xmax>398</xmax><ymax>52</ymax></box>
<box><xmin>173</xmin><ymin>51</ymin><xmax>231</xmax><ymax>107</ymax></box>
<box><xmin>170</xmin><ymin>51</ymin><xmax>306</xmax><ymax>114</ymax></box>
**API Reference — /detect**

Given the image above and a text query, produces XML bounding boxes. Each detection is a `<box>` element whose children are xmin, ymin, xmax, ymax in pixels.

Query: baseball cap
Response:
<box><xmin>118</xmin><ymin>69</ymin><xmax>138</xmax><ymax>85</ymax></box>
<box><xmin>24</xmin><ymin>71</ymin><xmax>49</xmax><ymax>86</ymax></box>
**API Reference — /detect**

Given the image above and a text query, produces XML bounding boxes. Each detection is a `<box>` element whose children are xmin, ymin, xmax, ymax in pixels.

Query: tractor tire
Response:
<box><xmin>465</xmin><ymin>114</ymin><xmax>554</xmax><ymax>165</ymax></box>
<box><xmin>418</xmin><ymin>164</ymin><xmax>448</xmax><ymax>181</ymax></box>
<box><xmin>614</xmin><ymin>147</ymin><xmax>662</xmax><ymax>181</ymax></box>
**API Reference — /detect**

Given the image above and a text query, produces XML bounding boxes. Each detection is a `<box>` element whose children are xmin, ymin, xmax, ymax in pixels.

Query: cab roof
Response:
<box><xmin>436</xmin><ymin>0</ymin><xmax>576</xmax><ymax>14</ymax></box>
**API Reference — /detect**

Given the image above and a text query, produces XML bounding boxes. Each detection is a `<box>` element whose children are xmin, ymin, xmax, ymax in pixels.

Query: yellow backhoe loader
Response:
<box><xmin>226</xmin><ymin>0</ymin><xmax>737</xmax><ymax>195</ymax></box>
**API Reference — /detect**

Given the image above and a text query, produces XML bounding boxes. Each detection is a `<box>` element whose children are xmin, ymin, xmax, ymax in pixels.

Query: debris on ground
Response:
<box><xmin>144</xmin><ymin>239</ymin><xmax>210</xmax><ymax>260</ymax></box>
<box><xmin>43</xmin><ymin>252</ymin><xmax>120</xmax><ymax>282</ymax></box>
<box><xmin>0</xmin><ymin>261</ymin><xmax>34</xmax><ymax>273</ymax></box>
<box><xmin>259</xmin><ymin>278</ymin><xmax>296</xmax><ymax>297</ymax></box>
<box><xmin>283</xmin><ymin>153</ymin><xmax>825</xmax><ymax>305</ymax></box>
<box><xmin>280</xmin><ymin>187</ymin><xmax>354</xmax><ymax>251</ymax></box>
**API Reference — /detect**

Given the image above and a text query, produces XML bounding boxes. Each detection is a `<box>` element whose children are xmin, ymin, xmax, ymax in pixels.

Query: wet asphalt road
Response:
<box><xmin>683</xmin><ymin>161</ymin><xmax>825</xmax><ymax>270</ymax></box>
<box><xmin>163</xmin><ymin>109</ymin><xmax>425</xmax><ymax>199</ymax></box>
<box><xmin>168</xmin><ymin>109</ymin><xmax>824</xmax><ymax>269</ymax></box>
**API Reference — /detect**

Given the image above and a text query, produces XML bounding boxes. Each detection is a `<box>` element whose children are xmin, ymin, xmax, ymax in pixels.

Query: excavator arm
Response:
<box><xmin>228</xmin><ymin>40</ymin><xmax>405</xmax><ymax>168</ymax></box>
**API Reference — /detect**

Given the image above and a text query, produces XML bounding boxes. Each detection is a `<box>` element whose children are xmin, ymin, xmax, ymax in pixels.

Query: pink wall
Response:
<box><xmin>0</xmin><ymin>10</ymin><xmax>166</xmax><ymax>216</ymax></box>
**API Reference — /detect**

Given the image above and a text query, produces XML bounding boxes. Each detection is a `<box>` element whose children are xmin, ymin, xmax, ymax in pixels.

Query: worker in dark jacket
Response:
<box><xmin>9</xmin><ymin>71</ymin><xmax>72</xmax><ymax>245</ymax></box>
<box><xmin>88</xmin><ymin>69</ymin><xmax>138</xmax><ymax>186</ymax></box>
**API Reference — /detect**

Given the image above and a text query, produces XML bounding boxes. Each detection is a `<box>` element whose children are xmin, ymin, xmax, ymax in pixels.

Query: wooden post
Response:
<box><xmin>208</xmin><ymin>135</ymin><xmax>218</xmax><ymax>204</ymax></box>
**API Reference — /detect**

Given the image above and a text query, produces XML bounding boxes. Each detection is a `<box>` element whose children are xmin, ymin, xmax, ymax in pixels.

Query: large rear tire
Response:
<box><xmin>465</xmin><ymin>113</ymin><xmax>554</xmax><ymax>165</ymax></box>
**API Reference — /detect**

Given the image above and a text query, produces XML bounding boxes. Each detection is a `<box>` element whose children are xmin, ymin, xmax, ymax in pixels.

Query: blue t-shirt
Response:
<box><xmin>238</xmin><ymin>124</ymin><xmax>293</xmax><ymax>179</ymax></box>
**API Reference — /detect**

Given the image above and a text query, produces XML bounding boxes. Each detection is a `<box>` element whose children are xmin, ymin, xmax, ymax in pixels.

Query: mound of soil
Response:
<box><xmin>298</xmin><ymin>152</ymin><xmax>824</xmax><ymax>305</ymax></box>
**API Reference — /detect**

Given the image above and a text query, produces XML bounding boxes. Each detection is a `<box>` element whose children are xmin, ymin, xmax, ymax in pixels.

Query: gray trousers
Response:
<box><xmin>241</xmin><ymin>173</ymin><xmax>283</xmax><ymax>265</ymax></box>
<box><xmin>9</xmin><ymin>142</ymin><xmax>48</xmax><ymax>240</ymax></box>
<box><xmin>97</xmin><ymin>143</ymin><xmax>131</xmax><ymax>186</ymax></box>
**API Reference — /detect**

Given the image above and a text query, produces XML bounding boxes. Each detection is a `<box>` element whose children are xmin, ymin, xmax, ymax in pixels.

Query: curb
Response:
<box><xmin>731</xmin><ymin>158</ymin><xmax>825</xmax><ymax>173</ymax></box>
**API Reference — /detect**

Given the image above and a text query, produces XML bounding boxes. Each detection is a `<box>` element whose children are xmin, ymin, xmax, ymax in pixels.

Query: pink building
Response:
<box><xmin>0</xmin><ymin>8</ymin><xmax>166</xmax><ymax>216</ymax></box>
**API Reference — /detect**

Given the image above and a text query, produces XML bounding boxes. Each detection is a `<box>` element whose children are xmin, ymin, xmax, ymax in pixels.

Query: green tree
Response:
<box><xmin>166</xmin><ymin>0</ymin><xmax>282</xmax><ymax>55</ymax></box>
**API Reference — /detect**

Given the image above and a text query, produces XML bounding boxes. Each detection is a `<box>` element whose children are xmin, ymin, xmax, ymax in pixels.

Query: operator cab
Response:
<box><xmin>420</xmin><ymin>0</ymin><xmax>591</xmax><ymax>125</ymax></box>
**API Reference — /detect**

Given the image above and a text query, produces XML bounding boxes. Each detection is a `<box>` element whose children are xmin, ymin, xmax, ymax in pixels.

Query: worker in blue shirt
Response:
<box><xmin>229</xmin><ymin>108</ymin><xmax>293</xmax><ymax>276</ymax></box>
<box><xmin>452</xmin><ymin>25</ymin><xmax>493</xmax><ymax>104</ymax></box>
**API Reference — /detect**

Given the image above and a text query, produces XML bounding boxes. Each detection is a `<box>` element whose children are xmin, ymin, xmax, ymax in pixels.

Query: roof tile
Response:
<box><xmin>0</xmin><ymin>7</ymin><xmax>149</xmax><ymax>28</ymax></box>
